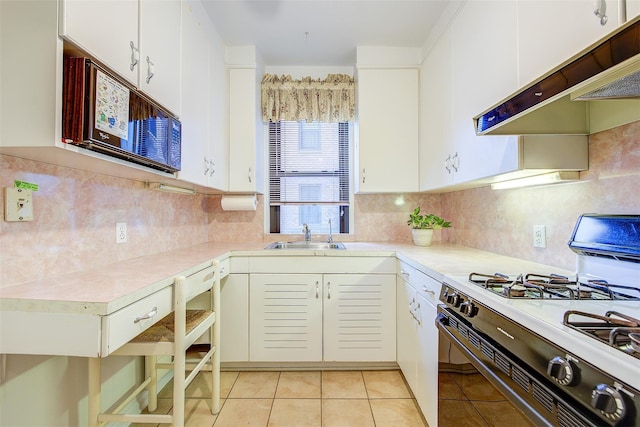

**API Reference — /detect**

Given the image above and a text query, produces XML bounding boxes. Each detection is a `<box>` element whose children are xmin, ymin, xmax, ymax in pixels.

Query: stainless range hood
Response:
<box><xmin>474</xmin><ymin>15</ymin><xmax>640</xmax><ymax>136</ymax></box>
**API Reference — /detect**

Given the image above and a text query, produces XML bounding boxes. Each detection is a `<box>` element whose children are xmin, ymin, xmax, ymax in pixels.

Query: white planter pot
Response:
<box><xmin>411</xmin><ymin>229</ymin><xmax>434</xmax><ymax>246</ymax></box>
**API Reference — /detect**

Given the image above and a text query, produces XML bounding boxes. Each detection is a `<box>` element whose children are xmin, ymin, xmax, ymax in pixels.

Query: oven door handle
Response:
<box><xmin>435</xmin><ymin>306</ymin><xmax>554</xmax><ymax>427</ymax></box>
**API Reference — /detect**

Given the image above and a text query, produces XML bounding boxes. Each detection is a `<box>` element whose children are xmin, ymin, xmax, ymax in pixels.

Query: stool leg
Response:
<box><xmin>88</xmin><ymin>358</ymin><xmax>101</xmax><ymax>427</ymax></box>
<box><xmin>147</xmin><ymin>356</ymin><xmax>158</xmax><ymax>412</ymax></box>
<box><xmin>173</xmin><ymin>353</ymin><xmax>186</xmax><ymax>427</ymax></box>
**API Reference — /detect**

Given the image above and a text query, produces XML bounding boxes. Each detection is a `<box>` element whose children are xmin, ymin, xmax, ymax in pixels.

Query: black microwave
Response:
<box><xmin>62</xmin><ymin>58</ymin><xmax>181</xmax><ymax>173</ymax></box>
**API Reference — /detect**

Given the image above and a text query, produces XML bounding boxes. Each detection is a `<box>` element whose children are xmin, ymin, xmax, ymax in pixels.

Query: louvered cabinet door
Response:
<box><xmin>249</xmin><ymin>274</ymin><xmax>323</xmax><ymax>362</ymax></box>
<box><xmin>323</xmin><ymin>274</ymin><xmax>396</xmax><ymax>362</ymax></box>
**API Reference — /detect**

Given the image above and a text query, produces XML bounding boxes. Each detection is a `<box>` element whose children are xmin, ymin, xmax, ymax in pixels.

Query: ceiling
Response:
<box><xmin>201</xmin><ymin>0</ymin><xmax>452</xmax><ymax>66</ymax></box>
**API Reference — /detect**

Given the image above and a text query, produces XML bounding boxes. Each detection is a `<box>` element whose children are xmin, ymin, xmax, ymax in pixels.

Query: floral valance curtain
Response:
<box><xmin>261</xmin><ymin>74</ymin><xmax>355</xmax><ymax>123</ymax></box>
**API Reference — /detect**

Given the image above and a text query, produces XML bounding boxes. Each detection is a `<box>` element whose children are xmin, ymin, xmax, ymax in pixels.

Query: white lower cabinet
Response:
<box><xmin>220</xmin><ymin>274</ymin><xmax>250</xmax><ymax>362</ymax></box>
<box><xmin>397</xmin><ymin>260</ymin><xmax>440</xmax><ymax>427</ymax></box>
<box><xmin>249</xmin><ymin>274</ymin><xmax>323</xmax><ymax>362</ymax></box>
<box><xmin>249</xmin><ymin>273</ymin><xmax>396</xmax><ymax>363</ymax></box>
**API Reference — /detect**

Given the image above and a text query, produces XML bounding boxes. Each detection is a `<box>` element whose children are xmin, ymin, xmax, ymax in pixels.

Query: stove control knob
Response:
<box><xmin>460</xmin><ymin>301</ymin><xmax>477</xmax><ymax>317</ymax></box>
<box><xmin>591</xmin><ymin>384</ymin><xmax>626</xmax><ymax>421</ymax></box>
<box><xmin>446</xmin><ymin>292</ymin><xmax>461</xmax><ymax>307</ymax></box>
<box><xmin>546</xmin><ymin>356</ymin><xmax>575</xmax><ymax>385</ymax></box>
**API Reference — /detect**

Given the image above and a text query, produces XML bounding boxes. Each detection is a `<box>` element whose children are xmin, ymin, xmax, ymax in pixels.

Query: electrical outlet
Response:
<box><xmin>116</xmin><ymin>223</ymin><xmax>127</xmax><ymax>243</ymax></box>
<box><xmin>533</xmin><ymin>225</ymin><xmax>546</xmax><ymax>248</ymax></box>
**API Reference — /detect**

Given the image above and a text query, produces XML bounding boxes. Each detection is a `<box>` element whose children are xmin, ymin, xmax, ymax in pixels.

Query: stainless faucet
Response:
<box><xmin>327</xmin><ymin>219</ymin><xmax>333</xmax><ymax>243</ymax></box>
<box><xmin>302</xmin><ymin>223</ymin><xmax>311</xmax><ymax>241</ymax></box>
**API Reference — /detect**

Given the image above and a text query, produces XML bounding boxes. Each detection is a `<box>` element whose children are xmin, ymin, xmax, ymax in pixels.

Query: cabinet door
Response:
<box><xmin>415</xmin><ymin>293</ymin><xmax>438</xmax><ymax>427</ymax></box>
<box><xmin>221</xmin><ymin>274</ymin><xmax>249</xmax><ymax>362</ymax></box>
<box><xmin>396</xmin><ymin>279</ymin><xmax>418</xmax><ymax>392</ymax></box>
<box><xmin>419</xmin><ymin>28</ymin><xmax>454</xmax><ymax>191</ymax></box>
<box><xmin>323</xmin><ymin>274</ymin><xmax>396</xmax><ymax>362</ymax></box>
<box><xmin>451</xmin><ymin>0</ymin><xmax>519</xmax><ymax>184</ymax></box>
<box><xmin>177</xmin><ymin>0</ymin><xmax>210</xmax><ymax>187</ymax></box>
<box><xmin>206</xmin><ymin>24</ymin><xmax>229</xmax><ymax>191</ymax></box>
<box><xmin>229</xmin><ymin>68</ymin><xmax>258</xmax><ymax>192</ymax></box>
<box><xmin>59</xmin><ymin>0</ymin><xmax>139</xmax><ymax>86</ymax></box>
<box><xmin>249</xmin><ymin>274</ymin><xmax>323</xmax><ymax>362</ymax></box>
<box><xmin>518</xmin><ymin>0</ymin><xmax>622</xmax><ymax>87</ymax></box>
<box><xmin>139</xmin><ymin>0</ymin><xmax>181</xmax><ymax>114</ymax></box>
<box><xmin>357</xmin><ymin>69</ymin><xmax>419</xmax><ymax>193</ymax></box>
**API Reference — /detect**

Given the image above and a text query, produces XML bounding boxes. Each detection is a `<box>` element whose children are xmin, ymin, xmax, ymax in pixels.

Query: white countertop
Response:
<box><xmin>0</xmin><ymin>241</ymin><xmax>574</xmax><ymax>315</ymax></box>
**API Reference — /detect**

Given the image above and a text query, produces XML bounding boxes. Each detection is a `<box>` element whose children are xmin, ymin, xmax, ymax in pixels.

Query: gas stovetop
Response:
<box><xmin>439</xmin><ymin>215</ymin><xmax>640</xmax><ymax>426</ymax></box>
<box><xmin>467</xmin><ymin>272</ymin><xmax>640</xmax><ymax>300</ymax></box>
<box><xmin>442</xmin><ymin>272</ymin><xmax>640</xmax><ymax>391</ymax></box>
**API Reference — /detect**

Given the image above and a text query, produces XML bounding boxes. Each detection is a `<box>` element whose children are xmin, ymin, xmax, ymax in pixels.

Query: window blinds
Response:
<box><xmin>269</xmin><ymin>121</ymin><xmax>350</xmax><ymax>206</ymax></box>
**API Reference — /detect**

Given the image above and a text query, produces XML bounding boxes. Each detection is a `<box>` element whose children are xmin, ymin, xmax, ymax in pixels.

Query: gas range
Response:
<box><xmin>437</xmin><ymin>215</ymin><xmax>640</xmax><ymax>427</ymax></box>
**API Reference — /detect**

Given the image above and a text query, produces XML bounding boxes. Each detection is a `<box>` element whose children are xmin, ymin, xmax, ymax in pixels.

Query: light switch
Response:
<box><xmin>4</xmin><ymin>187</ymin><xmax>34</xmax><ymax>222</ymax></box>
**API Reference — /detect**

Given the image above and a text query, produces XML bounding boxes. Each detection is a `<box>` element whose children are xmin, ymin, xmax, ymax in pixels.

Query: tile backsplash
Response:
<box><xmin>1</xmin><ymin>121</ymin><xmax>638</xmax><ymax>285</ymax></box>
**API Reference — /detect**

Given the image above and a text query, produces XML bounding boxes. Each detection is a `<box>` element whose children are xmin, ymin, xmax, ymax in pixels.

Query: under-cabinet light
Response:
<box><xmin>490</xmin><ymin>171</ymin><xmax>580</xmax><ymax>190</ymax></box>
<box><xmin>149</xmin><ymin>183</ymin><xmax>196</xmax><ymax>195</ymax></box>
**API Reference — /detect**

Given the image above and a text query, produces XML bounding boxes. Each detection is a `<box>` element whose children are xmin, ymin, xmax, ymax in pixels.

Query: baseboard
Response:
<box><xmin>221</xmin><ymin>361</ymin><xmax>399</xmax><ymax>371</ymax></box>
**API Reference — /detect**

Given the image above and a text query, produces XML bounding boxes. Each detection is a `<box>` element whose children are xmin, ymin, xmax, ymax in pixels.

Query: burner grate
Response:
<box><xmin>467</xmin><ymin>272</ymin><xmax>640</xmax><ymax>300</ymax></box>
<box><xmin>564</xmin><ymin>310</ymin><xmax>640</xmax><ymax>359</ymax></box>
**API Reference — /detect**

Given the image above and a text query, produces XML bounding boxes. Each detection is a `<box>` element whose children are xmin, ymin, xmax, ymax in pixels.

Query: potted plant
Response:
<box><xmin>407</xmin><ymin>207</ymin><xmax>451</xmax><ymax>246</ymax></box>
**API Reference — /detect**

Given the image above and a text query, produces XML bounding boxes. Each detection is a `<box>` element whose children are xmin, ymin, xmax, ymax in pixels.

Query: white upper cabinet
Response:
<box><xmin>227</xmin><ymin>47</ymin><xmax>264</xmax><ymax>194</ymax></box>
<box><xmin>420</xmin><ymin>1</ymin><xmax>519</xmax><ymax>191</ymax></box>
<box><xmin>137</xmin><ymin>0</ymin><xmax>181</xmax><ymax>113</ymax></box>
<box><xmin>356</xmin><ymin>67</ymin><xmax>419</xmax><ymax>193</ymax></box>
<box><xmin>517</xmin><ymin>0</ymin><xmax>623</xmax><ymax>87</ymax></box>
<box><xmin>59</xmin><ymin>0</ymin><xmax>138</xmax><ymax>85</ymax></box>
<box><xmin>177</xmin><ymin>0</ymin><xmax>211</xmax><ymax>187</ymax></box>
<box><xmin>177</xmin><ymin>0</ymin><xmax>228</xmax><ymax>191</ymax></box>
<box><xmin>419</xmin><ymin>28</ymin><xmax>454</xmax><ymax>191</ymax></box>
<box><xmin>450</xmin><ymin>0</ymin><xmax>519</xmax><ymax>184</ymax></box>
<box><xmin>59</xmin><ymin>0</ymin><xmax>181</xmax><ymax>114</ymax></box>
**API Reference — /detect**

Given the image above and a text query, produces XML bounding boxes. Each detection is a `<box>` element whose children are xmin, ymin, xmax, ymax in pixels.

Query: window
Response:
<box><xmin>269</xmin><ymin>120</ymin><xmax>350</xmax><ymax>235</ymax></box>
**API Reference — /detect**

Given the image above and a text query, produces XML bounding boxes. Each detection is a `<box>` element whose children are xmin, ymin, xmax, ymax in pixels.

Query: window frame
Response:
<box><xmin>266</xmin><ymin>120</ymin><xmax>353</xmax><ymax>236</ymax></box>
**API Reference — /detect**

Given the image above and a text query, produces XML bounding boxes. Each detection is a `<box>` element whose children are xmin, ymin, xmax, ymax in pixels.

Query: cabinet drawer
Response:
<box><xmin>218</xmin><ymin>257</ymin><xmax>230</xmax><ymax>279</ymax></box>
<box><xmin>398</xmin><ymin>261</ymin><xmax>440</xmax><ymax>306</ymax></box>
<box><xmin>101</xmin><ymin>286</ymin><xmax>173</xmax><ymax>356</ymax></box>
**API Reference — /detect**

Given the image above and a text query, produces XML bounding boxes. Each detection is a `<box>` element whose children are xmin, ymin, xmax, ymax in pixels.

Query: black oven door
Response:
<box><xmin>436</xmin><ymin>305</ymin><xmax>605</xmax><ymax>427</ymax></box>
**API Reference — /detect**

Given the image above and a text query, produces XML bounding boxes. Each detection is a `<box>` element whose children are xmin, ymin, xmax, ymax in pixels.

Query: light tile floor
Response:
<box><xmin>133</xmin><ymin>369</ymin><xmax>534</xmax><ymax>427</ymax></box>
<box><xmin>134</xmin><ymin>370</ymin><xmax>426</xmax><ymax>427</ymax></box>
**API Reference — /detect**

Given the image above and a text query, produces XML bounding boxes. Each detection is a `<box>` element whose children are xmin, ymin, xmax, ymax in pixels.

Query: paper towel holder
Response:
<box><xmin>221</xmin><ymin>194</ymin><xmax>258</xmax><ymax>211</ymax></box>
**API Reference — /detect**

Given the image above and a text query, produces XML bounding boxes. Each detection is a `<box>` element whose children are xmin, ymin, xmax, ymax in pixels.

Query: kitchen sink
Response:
<box><xmin>265</xmin><ymin>241</ymin><xmax>346</xmax><ymax>250</ymax></box>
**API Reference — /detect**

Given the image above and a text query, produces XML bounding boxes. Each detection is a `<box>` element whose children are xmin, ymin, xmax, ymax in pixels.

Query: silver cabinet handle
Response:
<box><xmin>327</xmin><ymin>282</ymin><xmax>331</xmax><ymax>299</ymax></box>
<box><xmin>452</xmin><ymin>152</ymin><xmax>460</xmax><ymax>172</ymax></box>
<box><xmin>422</xmin><ymin>286</ymin><xmax>436</xmax><ymax>296</ymax></box>
<box><xmin>362</xmin><ymin>168</ymin><xmax>366</xmax><ymax>184</ymax></box>
<box><xmin>315</xmin><ymin>281</ymin><xmax>319</xmax><ymax>299</ymax></box>
<box><xmin>129</xmin><ymin>41</ymin><xmax>139</xmax><ymax>71</ymax></box>
<box><xmin>134</xmin><ymin>306</ymin><xmax>158</xmax><ymax>323</ymax></box>
<box><xmin>146</xmin><ymin>56</ymin><xmax>155</xmax><ymax>83</ymax></box>
<box><xmin>248</xmin><ymin>167</ymin><xmax>252</xmax><ymax>183</ymax></box>
<box><xmin>203</xmin><ymin>157</ymin><xmax>210</xmax><ymax>176</ymax></box>
<box><xmin>445</xmin><ymin>155</ymin><xmax>451</xmax><ymax>174</ymax></box>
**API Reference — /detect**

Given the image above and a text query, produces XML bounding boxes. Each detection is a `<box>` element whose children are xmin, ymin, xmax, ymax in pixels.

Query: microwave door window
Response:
<box><xmin>139</xmin><ymin>116</ymin><xmax>169</xmax><ymax>165</ymax></box>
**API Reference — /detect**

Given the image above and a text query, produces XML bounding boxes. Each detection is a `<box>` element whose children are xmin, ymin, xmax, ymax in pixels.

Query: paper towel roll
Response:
<box><xmin>221</xmin><ymin>194</ymin><xmax>258</xmax><ymax>211</ymax></box>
